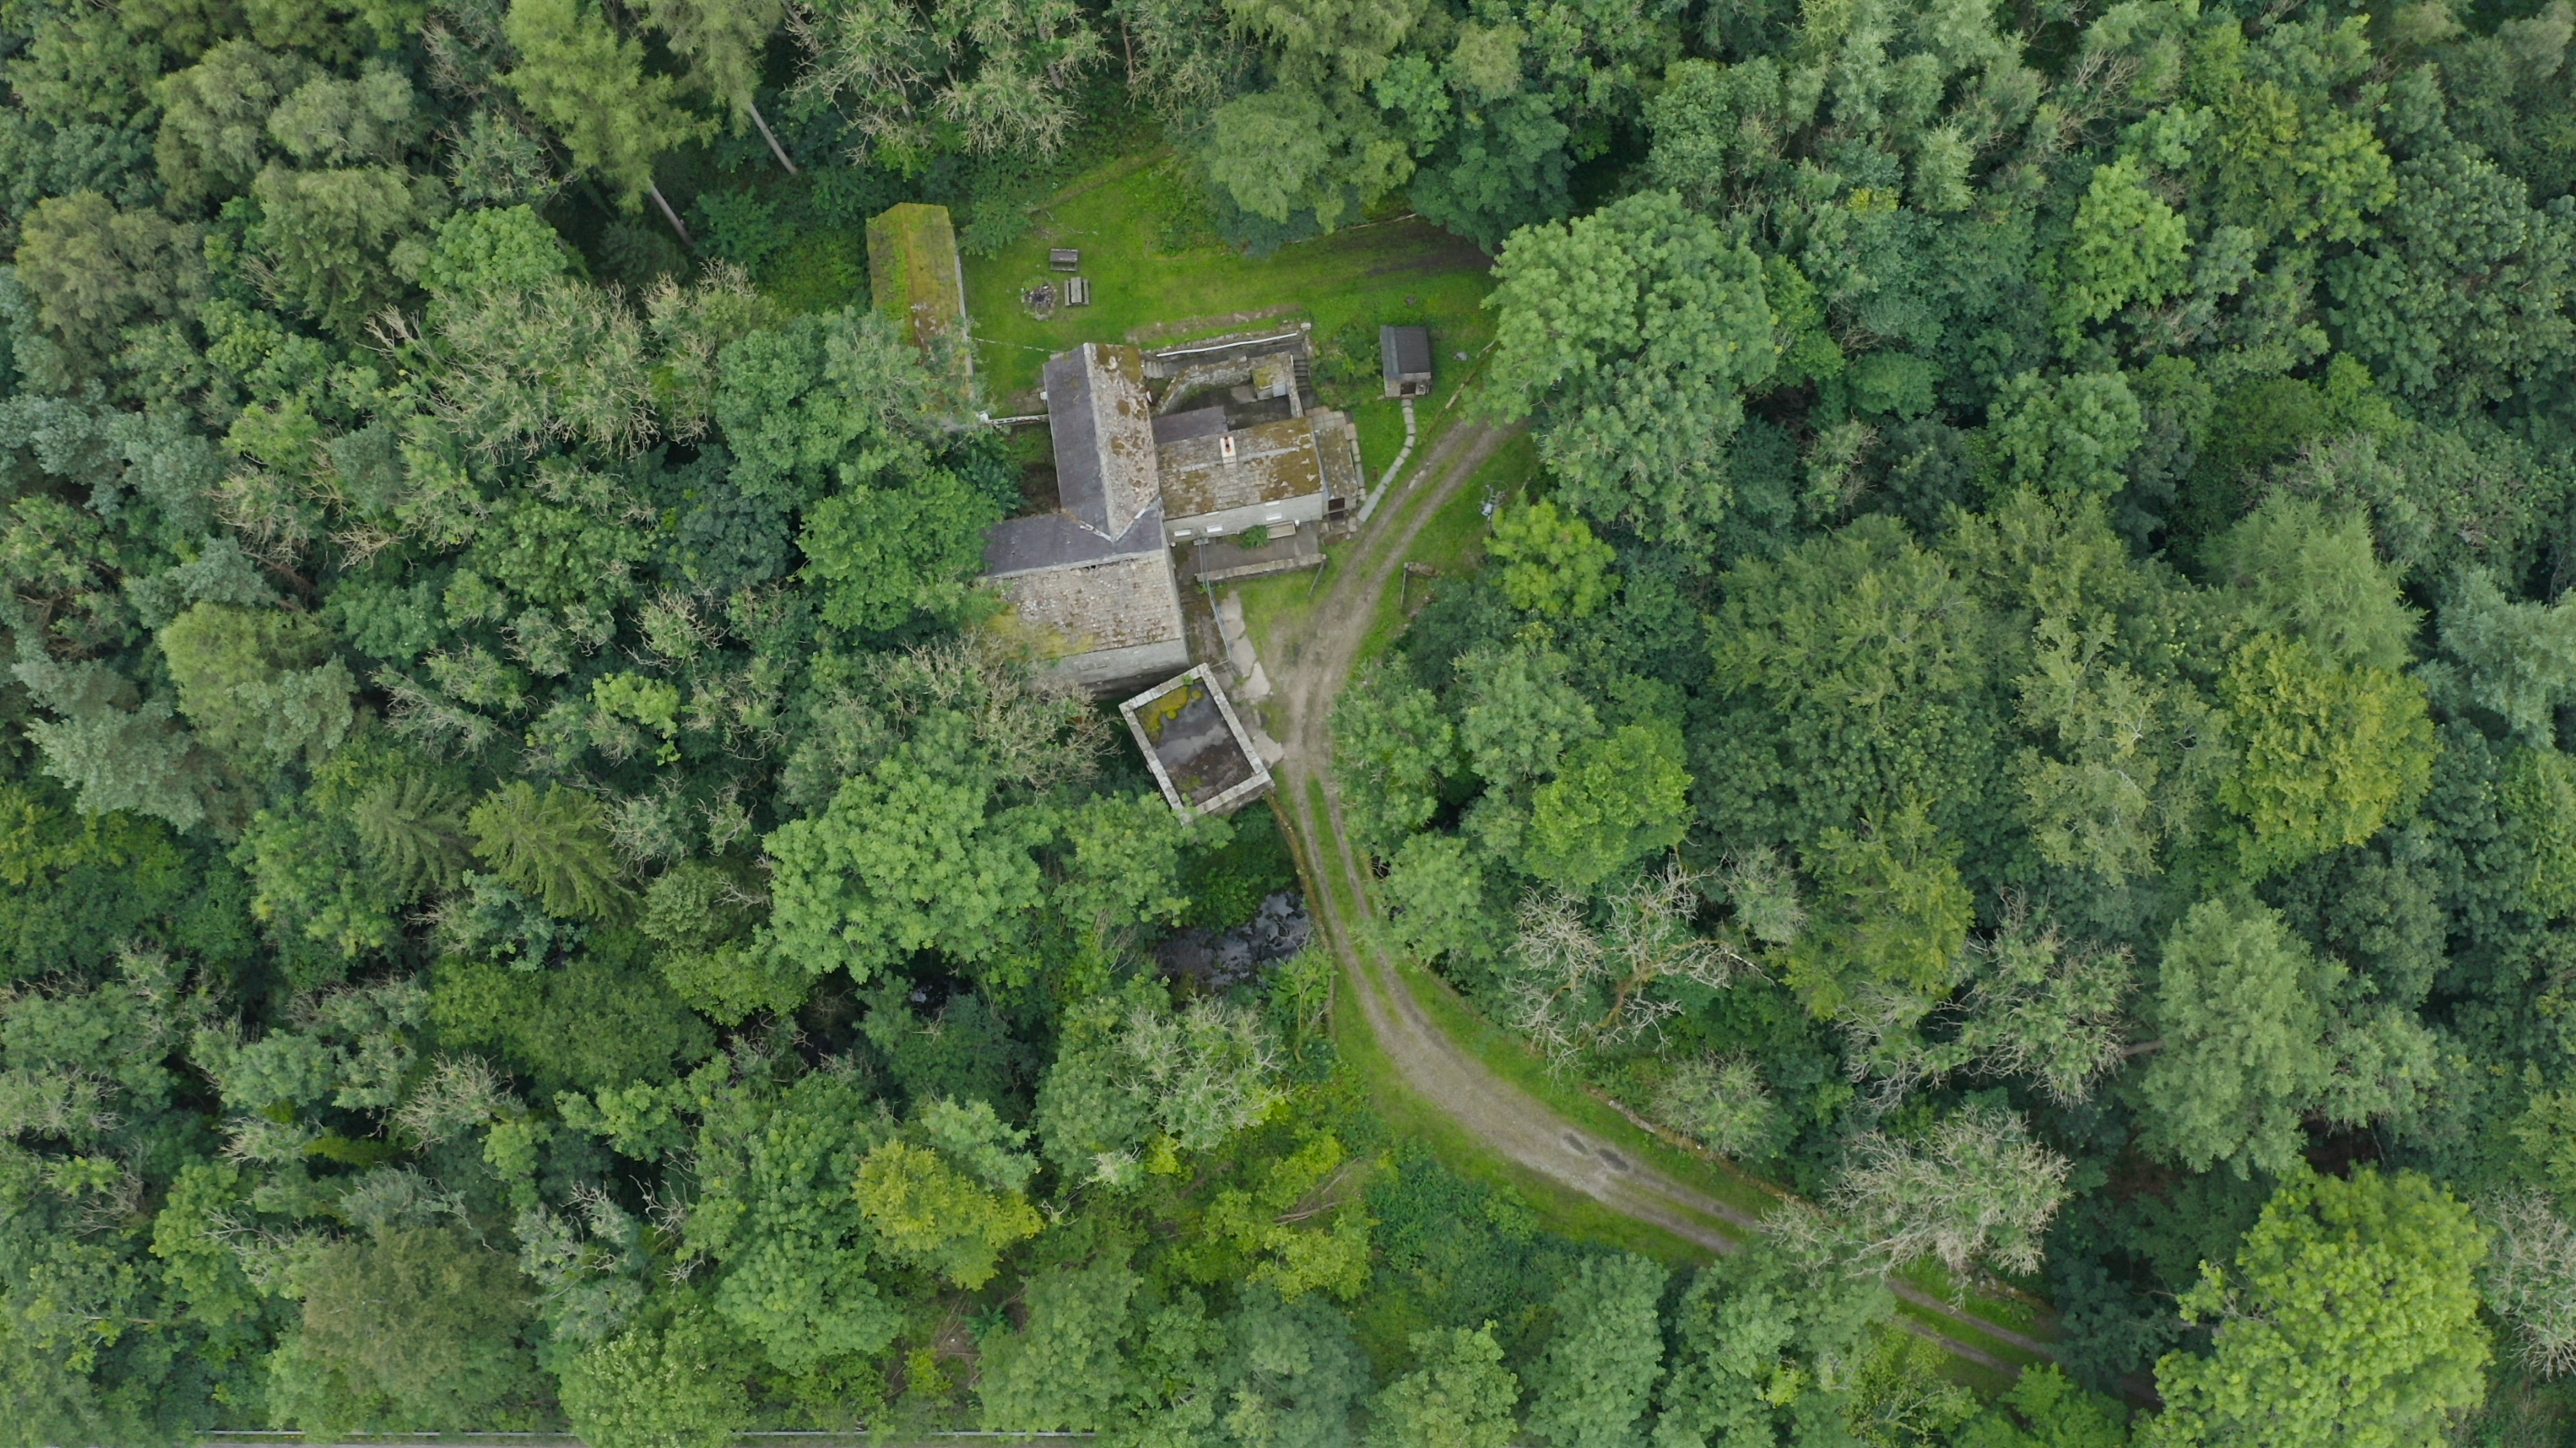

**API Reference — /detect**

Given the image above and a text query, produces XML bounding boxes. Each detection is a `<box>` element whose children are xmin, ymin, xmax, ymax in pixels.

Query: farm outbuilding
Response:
<box><xmin>866</xmin><ymin>202</ymin><xmax>971</xmax><ymax>379</ymax></box>
<box><xmin>1380</xmin><ymin>325</ymin><xmax>1433</xmax><ymax>397</ymax></box>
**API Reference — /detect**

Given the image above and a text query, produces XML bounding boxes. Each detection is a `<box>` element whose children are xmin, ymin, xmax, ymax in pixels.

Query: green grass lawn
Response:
<box><xmin>961</xmin><ymin>154</ymin><xmax>1498</xmax><ymax>405</ymax></box>
<box><xmin>1349</xmin><ymin>396</ymin><xmax>1409</xmax><ymax>479</ymax></box>
<box><xmin>1349</xmin><ymin>433</ymin><xmax>1532</xmax><ymax>668</ymax></box>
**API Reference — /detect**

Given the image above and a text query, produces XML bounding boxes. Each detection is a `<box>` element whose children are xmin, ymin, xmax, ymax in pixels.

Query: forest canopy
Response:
<box><xmin>1</xmin><ymin>0</ymin><xmax>2574</xmax><ymax>1440</ymax></box>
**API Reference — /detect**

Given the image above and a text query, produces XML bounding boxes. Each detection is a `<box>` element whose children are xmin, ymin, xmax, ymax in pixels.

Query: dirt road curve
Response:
<box><xmin>1267</xmin><ymin>419</ymin><xmax>2051</xmax><ymax>1377</ymax></box>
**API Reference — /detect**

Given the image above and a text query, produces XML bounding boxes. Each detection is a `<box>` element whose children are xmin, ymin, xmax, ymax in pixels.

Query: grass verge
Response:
<box><xmin>1329</xmin><ymin>960</ymin><xmax>1714</xmax><ymax>1264</ymax></box>
<box><xmin>1349</xmin><ymin>433</ymin><xmax>1532</xmax><ymax>668</ymax></box>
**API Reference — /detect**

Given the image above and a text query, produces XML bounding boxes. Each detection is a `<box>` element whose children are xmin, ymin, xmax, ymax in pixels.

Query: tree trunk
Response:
<box><xmin>2119</xmin><ymin>1038</ymin><xmax>2165</xmax><ymax>1060</ymax></box>
<box><xmin>748</xmin><ymin>101</ymin><xmax>799</xmax><ymax>175</ymax></box>
<box><xmin>648</xmin><ymin>182</ymin><xmax>693</xmax><ymax>247</ymax></box>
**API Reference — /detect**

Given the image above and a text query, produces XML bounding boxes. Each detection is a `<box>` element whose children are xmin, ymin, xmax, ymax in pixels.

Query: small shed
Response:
<box><xmin>1380</xmin><ymin>325</ymin><xmax>1433</xmax><ymax>398</ymax></box>
<box><xmin>1120</xmin><ymin>665</ymin><xmax>1273</xmax><ymax>816</ymax></box>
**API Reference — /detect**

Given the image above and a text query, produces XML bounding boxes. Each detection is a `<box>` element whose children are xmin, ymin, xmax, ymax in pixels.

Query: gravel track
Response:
<box><xmin>1263</xmin><ymin>417</ymin><xmax>2053</xmax><ymax>1378</ymax></box>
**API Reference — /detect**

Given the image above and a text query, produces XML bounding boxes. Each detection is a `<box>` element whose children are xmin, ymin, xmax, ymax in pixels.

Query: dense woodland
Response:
<box><xmin>1</xmin><ymin>0</ymin><xmax>2574</xmax><ymax>1439</ymax></box>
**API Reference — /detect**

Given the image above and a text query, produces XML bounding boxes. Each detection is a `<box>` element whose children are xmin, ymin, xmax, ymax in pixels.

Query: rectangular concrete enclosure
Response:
<box><xmin>1120</xmin><ymin>665</ymin><xmax>1274</xmax><ymax>817</ymax></box>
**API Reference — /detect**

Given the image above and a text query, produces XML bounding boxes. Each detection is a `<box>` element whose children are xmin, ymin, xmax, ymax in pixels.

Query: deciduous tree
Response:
<box><xmin>1520</xmin><ymin>719</ymin><xmax>1692</xmax><ymax>892</ymax></box>
<box><xmin>158</xmin><ymin>603</ymin><xmax>355</xmax><ymax>778</ymax></box>
<box><xmin>1502</xmin><ymin>860</ymin><xmax>1747</xmax><ymax>1062</ymax></box>
<box><xmin>2203</xmin><ymin>495</ymin><xmax>2419</xmax><ymax>672</ymax></box>
<box><xmin>789</xmin><ymin>0</ymin><xmax>1104</xmax><ymax>168</ymax></box>
<box><xmin>1524</xmin><ymin>1254</ymin><xmax>1665</xmax><ymax>1448</ymax></box>
<box><xmin>2478</xmin><ymin>1191</ymin><xmax>2576</xmax><ymax>1378</ymax></box>
<box><xmin>556</xmin><ymin>1302</ymin><xmax>750</xmax><ymax>1448</ymax></box>
<box><xmin>2215</xmin><ymin>633</ymin><xmax>2435</xmax><ymax>879</ymax></box>
<box><xmin>2426</xmin><ymin>568</ymin><xmax>2576</xmax><ymax>743</ymax></box>
<box><xmin>1486</xmin><ymin>499</ymin><xmax>1618</xmax><ymax>619</ymax></box>
<box><xmin>977</xmin><ymin>1263</ymin><xmax>1142</xmax><ymax>1430</ymax></box>
<box><xmin>852</xmin><ymin>1138</ymin><xmax>1042</xmax><ymax>1288</ymax></box>
<box><xmin>1370</xmin><ymin>1324</ymin><xmax>1519</xmax><ymax>1448</ymax></box>
<box><xmin>283</xmin><ymin>1225</ymin><xmax>543</xmax><ymax>1433</ymax></box>
<box><xmin>1483</xmin><ymin>190</ymin><xmax>1775</xmax><ymax>546</ymax></box>
<box><xmin>2145</xmin><ymin>1166</ymin><xmax>2488</xmax><ymax>1448</ymax></box>
<box><xmin>2058</xmin><ymin>158</ymin><xmax>2191</xmax><ymax>339</ymax></box>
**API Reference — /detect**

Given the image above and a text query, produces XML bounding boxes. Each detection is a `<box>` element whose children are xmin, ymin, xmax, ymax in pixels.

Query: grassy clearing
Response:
<box><xmin>1893</xmin><ymin>1260</ymin><xmax>2059</xmax><ymax>1342</ymax></box>
<box><xmin>961</xmin><ymin>154</ymin><xmax>1497</xmax><ymax>404</ymax></box>
<box><xmin>1896</xmin><ymin>1257</ymin><xmax>2071</xmax><ymax>1350</ymax></box>
<box><xmin>1350</xmin><ymin>396</ymin><xmax>1409</xmax><ymax>477</ymax></box>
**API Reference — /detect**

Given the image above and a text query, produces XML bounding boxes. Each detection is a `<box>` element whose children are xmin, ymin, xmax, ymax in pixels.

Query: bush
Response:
<box><xmin>1182</xmin><ymin>807</ymin><xmax>1298</xmax><ymax>928</ymax></box>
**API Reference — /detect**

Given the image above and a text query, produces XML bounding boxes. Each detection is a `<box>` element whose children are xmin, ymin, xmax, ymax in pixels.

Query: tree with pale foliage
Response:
<box><xmin>1649</xmin><ymin>1055</ymin><xmax>1788</xmax><ymax>1161</ymax></box>
<box><xmin>790</xmin><ymin>0</ymin><xmax>1104</xmax><ymax>168</ymax></box>
<box><xmin>1829</xmin><ymin>1102</ymin><xmax>2072</xmax><ymax>1278</ymax></box>
<box><xmin>1846</xmin><ymin>901</ymin><xmax>2133</xmax><ymax>1108</ymax></box>
<box><xmin>1033</xmin><ymin>984</ymin><xmax>1288</xmax><ymax>1187</ymax></box>
<box><xmin>1502</xmin><ymin>860</ymin><xmax>1750</xmax><ymax>1064</ymax></box>
<box><xmin>2479</xmin><ymin>1191</ymin><xmax>2576</xmax><ymax>1378</ymax></box>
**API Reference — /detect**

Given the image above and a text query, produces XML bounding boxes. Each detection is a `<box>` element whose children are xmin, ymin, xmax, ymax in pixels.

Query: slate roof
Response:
<box><xmin>1150</xmin><ymin>406</ymin><xmax>1230</xmax><ymax>445</ymax></box>
<box><xmin>1381</xmin><ymin>325</ymin><xmax>1433</xmax><ymax>382</ymax></box>
<box><xmin>1045</xmin><ymin>343</ymin><xmax>1158</xmax><ymax>540</ymax></box>
<box><xmin>996</xmin><ymin>552</ymin><xmax>1186</xmax><ymax>657</ymax></box>
<box><xmin>981</xmin><ymin>498</ymin><xmax>1167</xmax><ymax>578</ymax></box>
<box><xmin>1159</xmin><ymin>415</ymin><xmax>1328</xmax><ymax>522</ymax></box>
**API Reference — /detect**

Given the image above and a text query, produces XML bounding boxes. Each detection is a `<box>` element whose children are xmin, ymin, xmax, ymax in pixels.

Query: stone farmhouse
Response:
<box><xmin>982</xmin><ymin>333</ymin><xmax>1364</xmax><ymax>693</ymax></box>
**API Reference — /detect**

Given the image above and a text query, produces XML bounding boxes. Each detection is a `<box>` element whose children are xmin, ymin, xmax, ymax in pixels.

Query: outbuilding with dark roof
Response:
<box><xmin>1380</xmin><ymin>325</ymin><xmax>1433</xmax><ymax>398</ymax></box>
